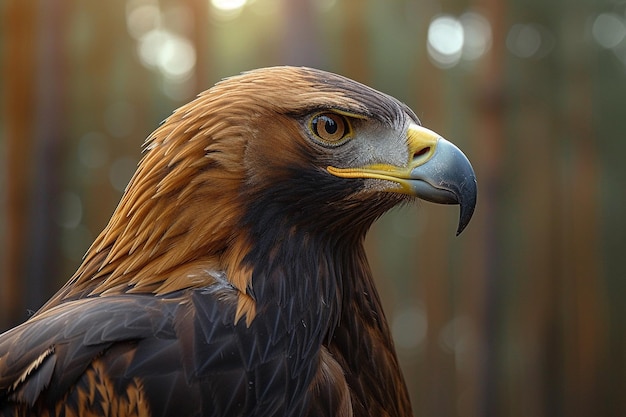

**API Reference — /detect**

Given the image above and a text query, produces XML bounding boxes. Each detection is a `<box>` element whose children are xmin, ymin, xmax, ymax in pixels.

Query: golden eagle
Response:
<box><xmin>0</xmin><ymin>66</ymin><xmax>476</xmax><ymax>417</ymax></box>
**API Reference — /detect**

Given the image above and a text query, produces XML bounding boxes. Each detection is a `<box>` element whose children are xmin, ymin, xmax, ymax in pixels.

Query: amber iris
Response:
<box><xmin>310</xmin><ymin>113</ymin><xmax>350</xmax><ymax>144</ymax></box>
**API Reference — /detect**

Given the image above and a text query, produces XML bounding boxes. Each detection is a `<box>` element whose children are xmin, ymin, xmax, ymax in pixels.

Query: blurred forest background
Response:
<box><xmin>1</xmin><ymin>0</ymin><xmax>624</xmax><ymax>416</ymax></box>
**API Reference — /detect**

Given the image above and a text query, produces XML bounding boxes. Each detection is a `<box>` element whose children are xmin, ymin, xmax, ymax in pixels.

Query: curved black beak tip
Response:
<box><xmin>455</xmin><ymin>176</ymin><xmax>477</xmax><ymax>236</ymax></box>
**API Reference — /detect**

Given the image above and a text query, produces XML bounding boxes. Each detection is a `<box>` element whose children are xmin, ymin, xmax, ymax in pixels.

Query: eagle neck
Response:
<box><xmin>244</xmin><ymin>224</ymin><xmax>363</xmax><ymax>345</ymax></box>
<box><xmin>243</xmin><ymin>223</ymin><xmax>413</xmax><ymax>417</ymax></box>
<box><xmin>329</xmin><ymin>244</ymin><xmax>414</xmax><ymax>417</ymax></box>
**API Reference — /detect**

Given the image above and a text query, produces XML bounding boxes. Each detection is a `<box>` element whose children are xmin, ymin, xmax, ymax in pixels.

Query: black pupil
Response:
<box><xmin>323</xmin><ymin>116</ymin><xmax>337</xmax><ymax>134</ymax></box>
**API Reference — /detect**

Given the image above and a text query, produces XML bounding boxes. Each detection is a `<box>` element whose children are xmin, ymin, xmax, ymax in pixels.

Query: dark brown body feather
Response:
<box><xmin>0</xmin><ymin>67</ymin><xmax>427</xmax><ymax>416</ymax></box>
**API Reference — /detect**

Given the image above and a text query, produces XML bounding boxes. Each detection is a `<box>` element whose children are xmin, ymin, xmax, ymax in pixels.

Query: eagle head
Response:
<box><xmin>48</xmin><ymin>66</ymin><xmax>476</xmax><ymax>312</ymax></box>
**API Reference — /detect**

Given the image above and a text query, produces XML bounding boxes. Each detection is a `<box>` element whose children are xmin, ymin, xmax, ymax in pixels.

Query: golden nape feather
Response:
<box><xmin>0</xmin><ymin>66</ymin><xmax>476</xmax><ymax>417</ymax></box>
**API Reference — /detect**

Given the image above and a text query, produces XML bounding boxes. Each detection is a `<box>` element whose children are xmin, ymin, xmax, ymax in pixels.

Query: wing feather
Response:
<box><xmin>0</xmin><ymin>295</ymin><xmax>183</xmax><ymax>411</ymax></box>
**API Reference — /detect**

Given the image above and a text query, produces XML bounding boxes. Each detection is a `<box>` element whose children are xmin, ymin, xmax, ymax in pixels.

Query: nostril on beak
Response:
<box><xmin>413</xmin><ymin>147</ymin><xmax>431</xmax><ymax>161</ymax></box>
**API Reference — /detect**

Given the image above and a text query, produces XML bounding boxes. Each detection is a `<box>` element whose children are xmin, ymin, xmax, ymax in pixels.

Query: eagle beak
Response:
<box><xmin>327</xmin><ymin>124</ymin><xmax>477</xmax><ymax>235</ymax></box>
<box><xmin>404</xmin><ymin>125</ymin><xmax>477</xmax><ymax>235</ymax></box>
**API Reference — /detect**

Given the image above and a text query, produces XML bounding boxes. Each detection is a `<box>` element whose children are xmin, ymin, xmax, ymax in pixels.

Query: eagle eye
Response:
<box><xmin>309</xmin><ymin>113</ymin><xmax>351</xmax><ymax>145</ymax></box>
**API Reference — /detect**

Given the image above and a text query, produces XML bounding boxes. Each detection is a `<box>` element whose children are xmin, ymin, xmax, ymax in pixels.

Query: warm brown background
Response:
<box><xmin>1</xmin><ymin>0</ymin><xmax>623</xmax><ymax>416</ymax></box>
